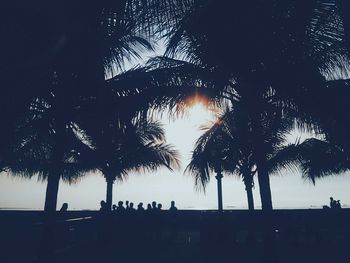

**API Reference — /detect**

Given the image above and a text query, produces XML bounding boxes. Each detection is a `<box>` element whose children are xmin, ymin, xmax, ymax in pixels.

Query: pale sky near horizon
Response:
<box><xmin>1</xmin><ymin>104</ymin><xmax>350</xmax><ymax>211</ymax></box>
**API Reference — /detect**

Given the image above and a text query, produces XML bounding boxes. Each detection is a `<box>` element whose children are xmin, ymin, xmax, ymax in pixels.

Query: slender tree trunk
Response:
<box><xmin>215</xmin><ymin>170</ymin><xmax>223</xmax><ymax>212</ymax></box>
<box><xmin>39</xmin><ymin>171</ymin><xmax>61</xmax><ymax>261</ymax></box>
<box><xmin>257</xmin><ymin>162</ymin><xmax>273</xmax><ymax>211</ymax></box>
<box><xmin>106</xmin><ymin>177</ymin><xmax>114</xmax><ymax>211</ymax></box>
<box><xmin>250</xmin><ymin>111</ymin><xmax>273</xmax><ymax>211</ymax></box>
<box><xmin>242</xmin><ymin>166</ymin><xmax>254</xmax><ymax>211</ymax></box>
<box><xmin>246</xmin><ymin>184</ymin><xmax>254</xmax><ymax>211</ymax></box>
<box><xmin>44</xmin><ymin>172</ymin><xmax>61</xmax><ymax>219</ymax></box>
<box><xmin>252</xmin><ymin>121</ymin><xmax>273</xmax><ymax>211</ymax></box>
<box><xmin>256</xmin><ymin>160</ymin><xmax>275</xmax><ymax>262</ymax></box>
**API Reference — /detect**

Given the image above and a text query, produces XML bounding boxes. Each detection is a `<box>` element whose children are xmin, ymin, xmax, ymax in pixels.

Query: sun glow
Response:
<box><xmin>186</xmin><ymin>101</ymin><xmax>217</xmax><ymax>127</ymax></box>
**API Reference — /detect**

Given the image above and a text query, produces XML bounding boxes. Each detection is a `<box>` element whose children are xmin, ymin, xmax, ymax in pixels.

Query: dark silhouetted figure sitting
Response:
<box><xmin>169</xmin><ymin>201</ymin><xmax>178</xmax><ymax>212</ymax></box>
<box><xmin>116</xmin><ymin>201</ymin><xmax>126</xmax><ymax>213</ymax></box>
<box><xmin>330</xmin><ymin>197</ymin><xmax>336</xmax><ymax>209</ymax></box>
<box><xmin>99</xmin><ymin>200</ymin><xmax>107</xmax><ymax>213</ymax></box>
<box><xmin>57</xmin><ymin>202</ymin><xmax>69</xmax><ymax>243</ymax></box>
<box><xmin>98</xmin><ymin>200</ymin><xmax>110</xmax><ymax>243</ymax></box>
<box><xmin>157</xmin><ymin>203</ymin><xmax>162</xmax><ymax>211</ymax></box>
<box><xmin>126</xmin><ymin>202</ymin><xmax>137</xmax><ymax>243</ymax></box>
<box><xmin>129</xmin><ymin>202</ymin><xmax>136</xmax><ymax>213</ymax></box>
<box><xmin>152</xmin><ymin>201</ymin><xmax>157</xmax><ymax>210</ymax></box>
<box><xmin>126</xmin><ymin>200</ymin><xmax>130</xmax><ymax>210</ymax></box>
<box><xmin>147</xmin><ymin>203</ymin><xmax>152</xmax><ymax>211</ymax></box>
<box><xmin>152</xmin><ymin>203</ymin><xmax>163</xmax><ymax>242</ymax></box>
<box><xmin>145</xmin><ymin>204</ymin><xmax>153</xmax><ymax>228</ymax></box>
<box><xmin>112</xmin><ymin>204</ymin><xmax>117</xmax><ymax>211</ymax></box>
<box><xmin>137</xmin><ymin>202</ymin><xmax>145</xmax><ymax>212</ymax></box>
<box><xmin>336</xmin><ymin>200</ymin><xmax>342</xmax><ymax>209</ymax></box>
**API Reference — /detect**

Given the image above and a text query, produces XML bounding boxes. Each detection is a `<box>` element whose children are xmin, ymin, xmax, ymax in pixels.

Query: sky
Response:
<box><xmin>1</xmin><ymin>104</ymin><xmax>350</xmax><ymax>211</ymax></box>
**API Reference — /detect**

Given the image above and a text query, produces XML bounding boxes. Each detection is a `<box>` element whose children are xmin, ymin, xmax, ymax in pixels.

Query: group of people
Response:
<box><xmin>324</xmin><ymin>197</ymin><xmax>342</xmax><ymax>210</ymax></box>
<box><xmin>99</xmin><ymin>200</ymin><xmax>178</xmax><ymax>214</ymax></box>
<box><xmin>329</xmin><ymin>197</ymin><xmax>342</xmax><ymax>209</ymax></box>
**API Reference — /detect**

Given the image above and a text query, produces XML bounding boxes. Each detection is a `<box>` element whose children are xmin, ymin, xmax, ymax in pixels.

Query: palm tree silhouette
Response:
<box><xmin>186</xmin><ymin>91</ymin><xmax>301</xmax><ymax>211</ymax></box>
<box><xmin>0</xmin><ymin>2</ymin><xmax>190</xmax><ymax>259</ymax></box>
<box><xmin>80</xmin><ymin>117</ymin><xmax>180</xmax><ymax>210</ymax></box>
<box><xmin>186</xmin><ymin>119</ymin><xmax>233</xmax><ymax>211</ymax></box>
<box><xmin>0</xmin><ymin>83</ymin><xmax>97</xmax><ymax>259</ymax></box>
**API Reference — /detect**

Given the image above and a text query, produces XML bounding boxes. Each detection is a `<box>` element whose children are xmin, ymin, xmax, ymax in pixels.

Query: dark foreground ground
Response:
<box><xmin>1</xmin><ymin>209</ymin><xmax>349</xmax><ymax>263</ymax></box>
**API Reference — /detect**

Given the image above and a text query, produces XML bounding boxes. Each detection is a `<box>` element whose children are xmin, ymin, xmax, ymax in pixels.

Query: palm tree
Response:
<box><xmin>0</xmin><ymin>88</ymin><xmax>98</xmax><ymax>260</ymax></box>
<box><xmin>79</xmin><ymin>117</ymin><xmax>180</xmax><ymax>210</ymax></box>
<box><xmin>1</xmin><ymin>82</ymin><xmax>97</xmax><ymax>214</ymax></box>
<box><xmin>187</xmin><ymin>128</ymin><xmax>256</xmax><ymax>211</ymax></box>
<box><xmin>186</xmin><ymin>118</ymin><xmax>235</xmax><ymax>211</ymax></box>
<box><xmin>186</xmin><ymin>92</ymin><xmax>297</xmax><ymax>211</ymax></box>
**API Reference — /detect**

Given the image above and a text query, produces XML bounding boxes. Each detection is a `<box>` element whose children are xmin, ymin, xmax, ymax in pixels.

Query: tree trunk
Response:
<box><xmin>257</xmin><ymin>163</ymin><xmax>273</xmax><ymax>211</ymax></box>
<box><xmin>44</xmin><ymin>172</ymin><xmax>61</xmax><ymax>219</ymax></box>
<box><xmin>257</xmin><ymin>163</ymin><xmax>275</xmax><ymax>262</ymax></box>
<box><xmin>215</xmin><ymin>170</ymin><xmax>223</xmax><ymax>212</ymax></box>
<box><xmin>106</xmin><ymin>177</ymin><xmax>114</xmax><ymax>211</ymax></box>
<box><xmin>246</xmin><ymin>184</ymin><xmax>254</xmax><ymax>211</ymax></box>
<box><xmin>242</xmin><ymin>166</ymin><xmax>254</xmax><ymax>211</ymax></box>
<box><xmin>40</xmin><ymin>161</ymin><xmax>62</xmax><ymax>261</ymax></box>
<box><xmin>250</xmin><ymin>112</ymin><xmax>273</xmax><ymax>211</ymax></box>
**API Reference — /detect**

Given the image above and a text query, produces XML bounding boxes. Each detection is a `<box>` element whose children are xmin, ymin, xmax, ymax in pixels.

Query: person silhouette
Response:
<box><xmin>336</xmin><ymin>200</ymin><xmax>342</xmax><ymax>209</ymax></box>
<box><xmin>112</xmin><ymin>204</ymin><xmax>117</xmax><ymax>211</ymax></box>
<box><xmin>169</xmin><ymin>201</ymin><xmax>178</xmax><ymax>241</ymax></box>
<box><xmin>169</xmin><ymin>201</ymin><xmax>178</xmax><ymax>212</ymax></box>
<box><xmin>100</xmin><ymin>200</ymin><xmax>107</xmax><ymax>212</ymax></box>
<box><xmin>56</xmin><ymin>202</ymin><xmax>69</xmax><ymax>247</ymax></box>
<box><xmin>97</xmin><ymin>201</ymin><xmax>113</xmax><ymax>243</ymax></box>
<box><xmin>152</xmin><ymin>201</ymin><xmax>157</xmax><ymax>210</ymax></box>
<box><xmin>137</xmin><ymin>202</ymin><xmax>145</xmax><ymax>212</ymax></box>
<box><xmin>129</xmin><ymin>202</ymin><xmax>136</xmax><ymax>212</ymax></box>
<box><xmin>330</xmin><ymin>197</ymin><xmax>336</xmax><ymax>209</ymax></box>
<box><xmin>116</xmin><ymin>201</ymin><xmax>126</xmax><ymax>213</ymax></box>
<box><xmin>153</xmin><ymin>204</ymin><xmax>163</xmax><ymax>241</ymax></box>
<box><xmin>147</xmin><ymin>203</ymin><xmax>152</xmax><ymax>211</ymax></box>
<box><xmin>126</xmin><ymin>200</ymin><xmax>130</xmax><ymax>210</ymax></box>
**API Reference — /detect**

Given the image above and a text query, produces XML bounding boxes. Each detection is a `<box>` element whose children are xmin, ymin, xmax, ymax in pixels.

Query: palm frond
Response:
<box><xmin>119</xmin><ymin>142</ymin><xmax>180</xmax><ymax>176</ymax></box>
<box><xmin>107</xmin><ymin>57</ymin><xmax>230</xmax><ymax>117</ymax></box>
<box><xmin>269</xmin><ymin>138</ymin><xmax>350</xmax><ymax>184</ymax></box>
<box><xmin>307</xmin><ymin>0</ymin><xmax>350</xmax><ymax>79</ymax></box>
<box><xmin>267</xmin><ymin>142</ymin><xmax>303</xmax><ymax>176</ymax></box>
<box><xmin>297</xmin><ymin>138</ymin><xmax>350</xmax><ymax>184</ymax></box>
<box><xmin>135</xmin><ymin>119</ymin><xmax>166</xmax><ymax>143</ymax></box>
